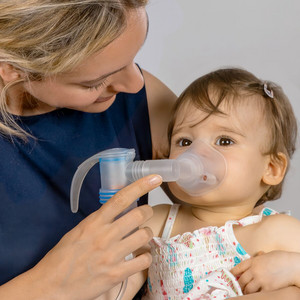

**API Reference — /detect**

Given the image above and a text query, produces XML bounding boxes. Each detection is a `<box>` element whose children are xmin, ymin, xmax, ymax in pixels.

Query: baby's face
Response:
<box><xmin>168</xmin><ymin>97</ymin><xmax>271</xmax><ymax>208</ymax></box>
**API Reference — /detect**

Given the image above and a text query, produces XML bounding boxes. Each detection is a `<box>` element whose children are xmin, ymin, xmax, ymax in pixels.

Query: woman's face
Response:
<box><xmin>21</xmin><ymin>8</ymin><xmax>147</xmax><ymax>113</ymax></box>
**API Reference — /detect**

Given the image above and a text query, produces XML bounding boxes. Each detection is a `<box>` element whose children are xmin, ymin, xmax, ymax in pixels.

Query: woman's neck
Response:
<box><xmin>6</xmin><ymin>85</ymin><xmax>56</xmax><ymax>116</ymax></box>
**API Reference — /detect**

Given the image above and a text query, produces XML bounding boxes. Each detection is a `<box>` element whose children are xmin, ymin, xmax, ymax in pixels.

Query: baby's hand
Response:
<box><xmin>231</xmin><ymin>250</ymin><xmax>300</xmax><ymax>294</ymax></box>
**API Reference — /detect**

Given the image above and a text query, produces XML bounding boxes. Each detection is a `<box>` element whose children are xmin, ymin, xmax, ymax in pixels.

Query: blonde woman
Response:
<box><xmin>0</xmin><ymin>1</ymin><xmax>174</xmax><ymax>299</ymax></box>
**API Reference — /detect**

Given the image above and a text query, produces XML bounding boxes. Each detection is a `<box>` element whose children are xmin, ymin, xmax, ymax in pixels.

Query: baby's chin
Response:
<box><xmin>167</xmin><ymin>182</ymin><xmax>199</xmax><ymax>205</ymax></box>
<box><xmin>167</xmin><ymin>182</ymin><xmax>220</xmax><ymax>207</ymax></box>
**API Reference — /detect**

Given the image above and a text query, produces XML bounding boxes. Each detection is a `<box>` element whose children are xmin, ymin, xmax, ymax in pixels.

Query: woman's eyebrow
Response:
<box><xmin>79</xmin><ymin>66</ymin><xmax>127</xmax><ymax>85</ymax></box>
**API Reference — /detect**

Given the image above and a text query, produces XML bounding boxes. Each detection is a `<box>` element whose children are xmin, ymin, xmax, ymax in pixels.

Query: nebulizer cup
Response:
<box><xmin>69</xmin><ymin>139</ymin><xmax>226</xmax><ymax>299</ymax></box>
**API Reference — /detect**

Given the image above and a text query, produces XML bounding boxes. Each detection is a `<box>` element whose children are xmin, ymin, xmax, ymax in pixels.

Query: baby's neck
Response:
<box><xmin>188</xmin><ymin>204</ymin><xmax>255</xmax><ymax>227</ymax></box>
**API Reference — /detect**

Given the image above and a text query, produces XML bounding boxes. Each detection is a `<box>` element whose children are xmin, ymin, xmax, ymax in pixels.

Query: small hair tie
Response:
<box><xmin>263</xmin><ymin>83</ymin><xmax>274</xmax><ymax>99</ymax></box>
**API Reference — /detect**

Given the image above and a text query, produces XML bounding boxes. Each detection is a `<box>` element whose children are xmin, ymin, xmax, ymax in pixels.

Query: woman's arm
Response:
<box><xmin>143</xmin><ymin>69</ymin><xmax>177</xmax><ymax>159</ymax></box>
<box><xmin>0</xmin><ymin>175</ymin><xmax>162</xmax><ymax>300</ymax></box>
<box><xmin>229</xmin><ymin>286</ymin><xmax>300</xmax><ymax>300</ymax></box>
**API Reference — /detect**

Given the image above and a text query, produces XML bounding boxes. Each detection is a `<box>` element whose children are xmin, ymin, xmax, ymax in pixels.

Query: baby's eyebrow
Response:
<box><xmin>171</xmin><ymin>124</ymin><xmax>191</xmax><ymax>137</ymax></box>
<box><xmin>171</xmin><ymin>124</ymin><xmax>246</xmax><ymax>138</ymax></box>
<box><xmin>214</xmin><ymin>125</ymin><xmax>246</xmax><ymax>137</ymax></box>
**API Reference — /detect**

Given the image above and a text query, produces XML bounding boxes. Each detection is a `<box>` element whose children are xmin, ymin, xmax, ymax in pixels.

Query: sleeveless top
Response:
<box><xmin>0</xmin><ymin>84</ymin><xmax>152</xmax><ymax>284</ymax></box>
<box><xmin>144</xmin><ymin>205</ymin><xmax>278</xmax><ymax>300</ymax></box>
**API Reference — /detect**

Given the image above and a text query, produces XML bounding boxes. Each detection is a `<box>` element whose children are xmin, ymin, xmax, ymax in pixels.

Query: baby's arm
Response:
<box><xmin>232</xmin><ymin>214</ymin><xmax>300</xmax><ymax>294</ymax></box>
<box><xmin>231</xmin><ymin>250</ymin><xmax>300</xmax><ymax>293</ymax></box>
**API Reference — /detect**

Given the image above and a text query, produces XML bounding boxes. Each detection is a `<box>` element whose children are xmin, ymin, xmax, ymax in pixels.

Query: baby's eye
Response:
<box><xmin>177</xmin><ymin>138</ymin><xmax>192</xmax><ymax>147</ymax></box>
<box><xmin>216</xmin><ymin>137</ymin><xmax>234</xmax><ymax>147</ymax></box>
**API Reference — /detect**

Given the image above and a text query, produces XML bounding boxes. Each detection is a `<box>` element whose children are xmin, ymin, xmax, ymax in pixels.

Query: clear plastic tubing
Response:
<box><xmin>126</xmin><ymin>159</ymin><xmax>181</xmax><ymax>182</ymax></box>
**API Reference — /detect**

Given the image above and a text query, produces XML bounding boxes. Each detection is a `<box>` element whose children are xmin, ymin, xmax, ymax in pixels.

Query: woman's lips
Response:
<box><xmin>95</xmin><ymin>95</ymin><xmax>115</xmax><ymax>103</ymax></box>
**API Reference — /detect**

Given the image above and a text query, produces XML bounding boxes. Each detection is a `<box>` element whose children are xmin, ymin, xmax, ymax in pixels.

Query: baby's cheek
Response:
<box><xmin>167</xmin><ymin>182</ymin><xmax>196</xmax><ymax>204</ymax></box>
<box><xmin>168</xmin><ymin>182</ymin><xmax>186</xmax><ymax>201</ymax></box>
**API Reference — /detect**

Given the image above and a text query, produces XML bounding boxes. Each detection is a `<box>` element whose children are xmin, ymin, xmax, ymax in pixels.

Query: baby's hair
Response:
<box><xmin>0</xmin><ymin>0</ymin><xmax>147</xmax><ymax>139</ymax></box>
<box><xmin>168</xmin><ymin>68</ymin><xmax>298</xmax><ymax>206</ymax></box>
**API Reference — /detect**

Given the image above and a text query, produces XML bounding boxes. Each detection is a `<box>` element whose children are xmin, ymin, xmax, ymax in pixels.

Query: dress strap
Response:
<box><xmin>230</xmin><ymin>207</ymin><xmax>279</xmax><ymax>227</ymax></box>
<box><xmin>161</xmin><ymin>204</ymin><xmax>180</xmax><ymax>240</ymax></box>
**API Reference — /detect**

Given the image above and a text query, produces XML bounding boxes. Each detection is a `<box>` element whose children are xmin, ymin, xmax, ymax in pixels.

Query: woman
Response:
<box><xmin>0</xmin><ymin>1</ymin><xmax>175</xmax><ymax>299</ymax></box>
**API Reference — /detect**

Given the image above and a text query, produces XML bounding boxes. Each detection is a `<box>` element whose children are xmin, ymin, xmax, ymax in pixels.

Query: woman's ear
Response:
<box><xmin>262</xmin><ymin>152</ymin><xmax>287</xmax><ymax>186</ymax></box>
<box><xmin>0</xmin><ymin>63</ymin><xmax>22</xmax><ymax>83</ymax></box>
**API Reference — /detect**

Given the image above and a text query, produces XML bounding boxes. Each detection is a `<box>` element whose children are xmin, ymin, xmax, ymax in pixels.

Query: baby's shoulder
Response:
<box><xmin>258</xmin><ymin>213</ymin><xmax>300</xmax><ymax>232</ymax></box>
<box><xmin>142</xmin><ymin>204</ymin><xmax>172</xmax><ymax>237</ymax></box>
<box><xmin>242</xmin><ymin>213</ymin><xmax>300</xmax><ymax>253</ymax></box>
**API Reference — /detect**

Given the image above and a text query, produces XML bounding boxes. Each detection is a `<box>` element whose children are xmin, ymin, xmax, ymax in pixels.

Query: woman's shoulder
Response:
<box><xmin>142</xmin><ymin>204</ymin><xmax>173</xmax><ymax>237</ymax></box>
<box><xmin>142</xmin><ymin>69</ymin><xmax>176</xmax><ymax>103</ymax></box>
<box><xmin>141</xmin><ymin>69</ymin><xmax>177</xmax><ymax>159</ymax></box>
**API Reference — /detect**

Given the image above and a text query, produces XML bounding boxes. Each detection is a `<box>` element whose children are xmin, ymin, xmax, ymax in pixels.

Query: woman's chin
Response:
<box><xmin>72</xmin><ymin>95</ymin><xmax>116</xmax><ymax>113</ymax></box>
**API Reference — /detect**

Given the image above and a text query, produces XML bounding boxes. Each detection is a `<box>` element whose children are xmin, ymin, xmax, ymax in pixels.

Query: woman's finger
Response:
<box><xmin>112</xmin><ymin>226</ymin><xmax>153</xmax><ymax>260</ymax></box>
<box><xmin>111</xmin><ymin>205</ymin><xmax>153</xmax><ymax>240</ymax></box>
<box><xmin>98</xmin><ymin>175</ymin><xmax>162</xmax><ymax>224</ymax></box>
<box><xmin>117</xmin><ymin>251</ymin><xmax>153</xmax><ymax>280</ymax></box>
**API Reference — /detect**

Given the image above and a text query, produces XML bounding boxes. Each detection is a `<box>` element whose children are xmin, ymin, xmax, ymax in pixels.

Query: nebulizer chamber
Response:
<box><xmin>70</xmin><ymin>139</ymin><xmax>226</xmax><ymax>299</ymax></box>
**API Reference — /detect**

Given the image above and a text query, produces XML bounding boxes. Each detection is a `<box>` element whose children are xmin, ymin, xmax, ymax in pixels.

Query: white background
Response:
<box><xmin>136</xmin><ymin>0</ymin><xmax>300</xmax><ymax>219</ymax></box>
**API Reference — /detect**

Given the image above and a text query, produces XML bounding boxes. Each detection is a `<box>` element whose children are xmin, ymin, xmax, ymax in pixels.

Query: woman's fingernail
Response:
<box><xmin>148</xmin><ymin>175</ymin><xmax>162</xmax><ymax>186</ymax></box>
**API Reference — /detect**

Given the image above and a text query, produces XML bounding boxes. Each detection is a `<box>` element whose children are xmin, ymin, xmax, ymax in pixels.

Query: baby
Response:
<box><xmin>102</xmin><ymin>68</ymin><xmax>300</xmax><ymax>300</ymax></box>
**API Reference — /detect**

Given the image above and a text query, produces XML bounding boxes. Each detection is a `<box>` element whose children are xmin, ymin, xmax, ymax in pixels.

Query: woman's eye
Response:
<box><xmin>84</xmin><ymin>78</ymin><xmax>109</xmax><ymax>91</ymax></box>
<box><xmin>216</xmin><ymin>137</ymin><xmax>234</xmax><ymax>146</ymax></box>
<box><xmin>177</xmin><ymin>138</ymin><xmax>192</xmax><ymax>147</ymax></box>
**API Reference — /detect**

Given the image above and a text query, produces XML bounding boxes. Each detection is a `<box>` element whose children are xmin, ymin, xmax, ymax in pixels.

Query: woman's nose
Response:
<box><xmin>108</xmin><ymin>63</ymin><xmax>144</xmax><ymax>94</ymax></box>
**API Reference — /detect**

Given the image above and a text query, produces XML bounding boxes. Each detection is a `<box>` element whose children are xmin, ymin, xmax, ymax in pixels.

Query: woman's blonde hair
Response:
<box><xmin>0</xmin><ymin>0</ymin><xmax>147</xmax><ymax>139</ymax></box>
<box><xmin>168</xmin><ymin>68</ymin><xmax>298</xmax><ymax>206</ymax></box>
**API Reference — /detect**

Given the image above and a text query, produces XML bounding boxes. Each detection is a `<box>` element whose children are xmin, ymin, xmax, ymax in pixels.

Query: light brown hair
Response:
<box><xmin>0</xmin><ymin>0</ymin><xmax>147</xmax><ymax>139</ymax></box>
<box><xmin>168</xmin><ymin>68</ymin><xmax>298</xmax><ymax>205</ymax></box>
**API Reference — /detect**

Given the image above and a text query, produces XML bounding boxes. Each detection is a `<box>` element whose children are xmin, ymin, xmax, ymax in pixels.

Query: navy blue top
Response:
<box><xmin>0</xmin><ymin>85</ymin><xmax>152</xmax><ymax>284</ymax></box>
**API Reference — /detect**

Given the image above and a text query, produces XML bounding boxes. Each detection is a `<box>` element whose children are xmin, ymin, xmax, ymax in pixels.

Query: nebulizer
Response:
<box><xmin>70</xmin><ymin>139</ymin><xmax>226</xmax><ymax>299</ymax></box>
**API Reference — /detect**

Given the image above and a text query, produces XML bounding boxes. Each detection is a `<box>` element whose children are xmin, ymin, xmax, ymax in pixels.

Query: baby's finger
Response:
<box><xmin>231</xmin><ymin>259</ymin><xmax>252</xmax><ymax>276</ymax></box>
<box><xmin>237</xmin><ymin>269</ymin><xmax>253</xmax><ymax>291</ymax></box>
<box><xmin>243</xmin><ymin>279</ymin><xmax>261</xmax><ymax>294</ymax></box>
<box><xmin>98</xmin><ymin>175</ymin><xmax>162</xmax><ymax>224</ymax></box>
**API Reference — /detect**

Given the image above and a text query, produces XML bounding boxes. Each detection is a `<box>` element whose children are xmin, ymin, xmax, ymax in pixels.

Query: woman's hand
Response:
<box><xmin>231</xmin><ymin>250</ymin><xmax>300</xmax><ymax>294</ymax></box>
<box><xmin>0</xmin><ymin>174</ymin><xmax>162</xmax><ymax>300</ymax></box>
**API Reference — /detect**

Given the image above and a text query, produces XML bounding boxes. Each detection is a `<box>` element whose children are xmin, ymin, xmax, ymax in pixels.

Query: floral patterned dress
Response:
<box><xmin>143</xmin><ymin>205</ymin><xmax>277</xmax><ymax>300</ymax></box>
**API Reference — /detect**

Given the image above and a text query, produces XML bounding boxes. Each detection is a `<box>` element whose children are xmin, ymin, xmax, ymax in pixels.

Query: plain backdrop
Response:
<box><xmin>135</xmin><ymin>0</ymin><xmax>300</xmax><ymax>219</ymax></box>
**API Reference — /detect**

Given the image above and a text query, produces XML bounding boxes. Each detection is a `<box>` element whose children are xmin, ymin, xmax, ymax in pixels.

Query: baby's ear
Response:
<box><xmin>262</xmin><ymin>152</ymin><xmax>287</xmax><ymax>185</ymax></box>
<box><xmin>0</xmin><ymin>63</ymin><xmax>22</xmax><ymax>83</ymax></box>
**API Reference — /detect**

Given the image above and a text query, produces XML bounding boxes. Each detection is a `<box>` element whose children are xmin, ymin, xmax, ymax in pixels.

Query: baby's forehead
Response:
<box><xmin>173</xmin><ymin>94</ymin><xmax>267</xmax><ymax>130</ymax></box>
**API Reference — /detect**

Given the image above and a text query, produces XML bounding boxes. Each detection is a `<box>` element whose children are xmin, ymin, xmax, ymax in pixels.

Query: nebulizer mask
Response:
<box><xmin>70</xmin><ymin>139</ymin><xmax>226</xmax><ymax>299</ymax></box>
